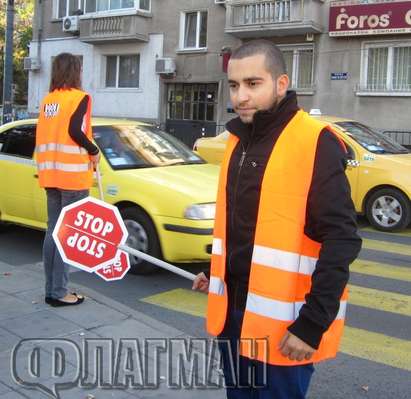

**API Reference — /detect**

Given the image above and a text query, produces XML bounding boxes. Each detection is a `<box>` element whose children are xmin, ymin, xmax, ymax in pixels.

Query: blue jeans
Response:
<box><xmin>218</xmin><ymin>309</ymin><xmax>314</xmax><ymax>399</ymax></box>
<box><xmin>43</xmin><ymin>188</ymin><xmax>89</xmax><ymax>299</ymax></box>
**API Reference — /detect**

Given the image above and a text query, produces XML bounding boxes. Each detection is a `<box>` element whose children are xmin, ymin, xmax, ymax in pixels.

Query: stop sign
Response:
<box><xmin>95</xmin><ymin>251</ymin><xmax>130</xmax><ymax>281</ymax></box>
<box><xmin>52</xmin><ymin>197</ymin><xmax>128</xmax><ymax>272</ymax></box>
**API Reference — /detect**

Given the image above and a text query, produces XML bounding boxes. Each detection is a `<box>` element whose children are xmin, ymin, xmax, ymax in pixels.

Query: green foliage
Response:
<box><xmin>0</xmin><ymin>0</ymin><xmax>34</xmax><ymax>104</ymax></box>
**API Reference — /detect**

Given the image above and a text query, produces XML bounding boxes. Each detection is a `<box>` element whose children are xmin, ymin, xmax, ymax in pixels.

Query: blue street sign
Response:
<box><xmin>331</xmin><ymin>72</ymin><xmax>348</xmax><ymax>80</ymax></box>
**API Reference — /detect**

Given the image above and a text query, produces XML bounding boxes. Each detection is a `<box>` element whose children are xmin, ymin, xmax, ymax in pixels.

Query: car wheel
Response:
<box><xmin>366</xmin><ymin>188</ymin><xmax>411</xmax><ymax>232</ymax></box>
<box><xmin>120</xmin><ymin>207</ymin><xmax>162</xmax><ymax>275</ymax></box>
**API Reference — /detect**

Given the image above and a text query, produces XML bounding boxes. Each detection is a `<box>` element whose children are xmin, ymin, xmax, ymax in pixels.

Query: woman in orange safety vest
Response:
<box><xmin>35</xmin><ymin>53</ymin><xmax>100</xmax><ymax>307</ymax></box>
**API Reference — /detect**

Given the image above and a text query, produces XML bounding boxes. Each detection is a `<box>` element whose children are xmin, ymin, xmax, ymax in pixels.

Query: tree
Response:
<box><xmin>0</xmin><ymin>0</ymin><xmax>34</xmax><ymax>105</ymax></box>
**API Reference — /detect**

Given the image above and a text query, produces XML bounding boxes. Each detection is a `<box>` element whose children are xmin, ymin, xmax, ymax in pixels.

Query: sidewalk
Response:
<box><xmin>0</xmin><ymin>260</ymin><xmax>226</xmax><ymax>399</ymax></box>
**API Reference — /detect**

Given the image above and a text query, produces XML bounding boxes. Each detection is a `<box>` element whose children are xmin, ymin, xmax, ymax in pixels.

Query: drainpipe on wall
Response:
<box><xmin>32</xmin><ymin>0</ymin><xmax>44</xmax><ymax>116</ymax></box>
<box><xmin>2</xmin><ymin>0</ymin><xmax>15</xmax><ymax>124</ymax></box>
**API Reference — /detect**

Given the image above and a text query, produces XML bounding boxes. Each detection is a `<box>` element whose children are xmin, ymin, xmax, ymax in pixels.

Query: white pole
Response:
<box><xmin>118</xmin><ymin>244</ymin><xmax>196</xmax><ymax>281</ymax></box>
<box><xmin>96</xmin><ymin>164</ymin><xmax>104</xmax><ymax>201</ymax></box>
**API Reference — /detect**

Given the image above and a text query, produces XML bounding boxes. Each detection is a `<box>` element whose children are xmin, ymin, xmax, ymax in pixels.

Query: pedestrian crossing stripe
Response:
<box><xmin>361</xmin><ymin>227</ymin><xmax>411</xmax><ymax>238</ymax></box>
<box><xmin>140</xmin><ymin>287</ymin><xmax>411</xmax><ymax>372</ymax></box>
<box><xmin>141</xmin><ymin>286</ymin><xmax>411</xmax><ymax>320</ymax></box>
<box><xmin>141</xmin><ymin>285</ymin><xmax>411</xmax><ymax>317</ymax></box>
<box><xmin>349</xmin><ymin>285</ymin><xmax>411</xmax><ymax>317</ymax></box>
<box><xmin>351</xmin><ymin>259</ymin><xmax>411</xmax><ymax>283</ymax></box>
<box><xmin>341</xmin><ymin>327</ymin><xmax>411</xmax><ymax>372</ymax></box>
<box><xmin>361</xmin><ymin>238</ymin><xmax>411</xmax><ymax>257</ymax></box>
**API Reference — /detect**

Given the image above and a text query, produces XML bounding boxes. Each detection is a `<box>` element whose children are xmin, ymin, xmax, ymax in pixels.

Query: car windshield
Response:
<box><xmin>336</xmin><ymin>122</ymin><xmax>409</xmax><ymax>154</ymax></box>
<box><xmin>93</xmin><ymin>125</ymin><xmax>205</xmax><ymax>170</ymax></box>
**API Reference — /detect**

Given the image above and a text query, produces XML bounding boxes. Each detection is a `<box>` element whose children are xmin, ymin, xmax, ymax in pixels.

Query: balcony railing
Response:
<box><xmin>232</xmin><ymin>0</ymin><xmax>292</xmax><ymax>26</ymax></box>
<box><xmin>225</xmin><ymin>0</ymin><xmax>323</xmax><ymax>37</ymax></box>
<box><xmin>80</xmin><ymin>15</ymin><xmax>151</xmax><ymax>44</ymax></box>
<box><xmin>91</xmin><ymin>16</ymin><xmax>123</xmax><ymax>35</ymax></box>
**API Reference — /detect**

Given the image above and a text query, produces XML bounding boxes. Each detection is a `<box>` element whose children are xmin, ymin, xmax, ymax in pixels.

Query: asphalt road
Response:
<box><xmin>0</xmin><ymin>220</ymin><xmax>410</xmax><ymax>399</ymax></box>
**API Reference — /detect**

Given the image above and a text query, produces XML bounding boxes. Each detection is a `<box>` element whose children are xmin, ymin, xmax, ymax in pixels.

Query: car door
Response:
<box><xmin>0</xmin><ymin>124</ymin><xmax>46</xmax><ymax>228</ymax></box>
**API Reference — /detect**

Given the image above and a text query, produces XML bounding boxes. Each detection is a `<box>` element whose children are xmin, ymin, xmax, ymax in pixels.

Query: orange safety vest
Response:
<box><xmin>206</xmin><ymin>110</ymin><xmax>348</xmax><ymax>366</ymax></box>
<box><xmin>35</xmin><ymin>88</ymin><xmax>93</xmax><ymax>190</ymax></box>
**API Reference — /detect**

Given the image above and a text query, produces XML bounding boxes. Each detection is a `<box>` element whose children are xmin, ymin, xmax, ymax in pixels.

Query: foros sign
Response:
<box><xmin>329</xmin><ymin>0</ymin><xmax>411</xmax><ymax>36</ymax></box>
<box><xmin>53</xmin><ymin>197</ymin><xmax>128</xmax><ymax>272</ymax></box>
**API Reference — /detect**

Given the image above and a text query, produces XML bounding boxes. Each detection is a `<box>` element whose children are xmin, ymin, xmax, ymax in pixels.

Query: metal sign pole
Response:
<box><xmin>96</xmin><ymin>164</ymin><xmax>104</xmax><ymax>201</ymax></box>
<box><xmin>118</xmin><ymin>244</ymin><xmax>196</xmax><ymax>281</ymax></box>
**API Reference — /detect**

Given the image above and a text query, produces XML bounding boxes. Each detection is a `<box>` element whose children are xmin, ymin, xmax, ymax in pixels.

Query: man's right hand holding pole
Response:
<box><xmin>192</xmin><ymin>272</ymin><xmax>209</xmax><ymax>293</ymax></box>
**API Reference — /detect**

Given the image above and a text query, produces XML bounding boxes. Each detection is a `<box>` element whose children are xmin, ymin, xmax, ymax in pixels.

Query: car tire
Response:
<box><xmin>120</xmin><ymin>207</ymin><xmax>162</xmax><ymax>275</ymax></box>
<box><xmin>365</xmin><ymin>188</ymin><xmax>411</xmax><ymax>232</ymax></box>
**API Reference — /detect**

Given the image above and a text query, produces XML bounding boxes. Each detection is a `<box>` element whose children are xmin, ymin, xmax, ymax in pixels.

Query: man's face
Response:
<box><xmin>228</xmin><ymin>54</ymin><xmax>288</xmax><ymax>124</ymax></box>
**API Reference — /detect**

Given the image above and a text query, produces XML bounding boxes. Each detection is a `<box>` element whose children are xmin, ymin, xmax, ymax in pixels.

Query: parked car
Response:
<box><xmin>193</xmin><ymin>115</ymin><xmax>411</xmax><ymax>232</ymax></box>
<box><xmin>0</xmin><ymin>118</ymin><xmax>219</xmax><ymax>274</ymax></box>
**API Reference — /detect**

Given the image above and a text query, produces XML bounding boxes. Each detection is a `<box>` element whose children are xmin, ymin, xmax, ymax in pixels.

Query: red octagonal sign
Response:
<box><xmin>95</xmin><ymin>251</ymin><xmax>130</xmax><ymax>281</ymax></box>
<box><xmin>52</xmin><ymin>197</ymin><xmax>128</xmax><ymax>272</ymax></box>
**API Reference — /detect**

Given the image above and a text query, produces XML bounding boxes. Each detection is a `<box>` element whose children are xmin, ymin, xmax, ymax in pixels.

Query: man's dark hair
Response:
<box><xmin>49</xmin><ymin>53</ymin><xmax>82</xmax><ymax>92</ymax></box>
<box><xmin>230</xmin><ymin>40</ymin><xmax>286</xmax><ymax>78</ymax></box>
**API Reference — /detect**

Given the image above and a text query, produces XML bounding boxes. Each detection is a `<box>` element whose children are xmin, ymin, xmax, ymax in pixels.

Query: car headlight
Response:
<box><xmin>184</xmin><ymin>203</ymin><xmax>216</xmax><ymax>220</ymax></box>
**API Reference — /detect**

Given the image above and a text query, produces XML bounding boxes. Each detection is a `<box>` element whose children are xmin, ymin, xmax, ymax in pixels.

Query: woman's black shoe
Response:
<box><xmin>48</xmin><ymin>296</ymin><xmax>84</xmax><ymax>307</ymax></box>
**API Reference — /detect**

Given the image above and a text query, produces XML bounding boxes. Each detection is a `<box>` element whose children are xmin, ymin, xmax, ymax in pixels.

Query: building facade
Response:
<box><xmin>28</xmin><ymin>0</ymin><xmax>411</xmax><ymax>146</ymax></box>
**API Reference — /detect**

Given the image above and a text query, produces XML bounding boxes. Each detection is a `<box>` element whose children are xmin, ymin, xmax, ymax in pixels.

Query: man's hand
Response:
<box><xmin>89</xmin><ymin>152</ymin><xmax>101</xmax><ymax>168</ymax></box>
<box><xmin>278</xmin><ymin>331</ymin><xmax>315</xmax><ymax>362</ymax></box>
<box><xmin>192</xmin><ymin>272</ymin><xmax>209</xmax><ymax>293</ymax></box>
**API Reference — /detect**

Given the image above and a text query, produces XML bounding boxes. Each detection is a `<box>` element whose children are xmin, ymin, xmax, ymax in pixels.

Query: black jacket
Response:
<box><xmin>68</xmin><ymin>95</ymin><xmax>99</xmax><ymax>156</ymax></box>
<box><xmin>209</xmin><ymin>91</ymin><xmax>362</xmax><ymax>349</ymax></box>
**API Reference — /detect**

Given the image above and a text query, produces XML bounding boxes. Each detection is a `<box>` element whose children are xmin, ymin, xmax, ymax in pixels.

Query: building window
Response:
<box><xmin>56</xmin><ymin>0</ymin><xmax>83</xmax><ymax>18</ymax></box>
<box><xmin>84</xmin><ymin>0</ymin><xmax>150</xmax><ymax>14</ymax></box>
<box><xmin>180</xmin><ymin>11</ymin><xmax>208</xmax><ymax>50</ymax></box>
<box><xmin>167</xmin><ymin>83</ymin><xmax>217</xmax><ymax>121</ymax></box>
<box><xmin>281</xmin><ymin>46</ymin><xmax>314</xmax><ymax>91</ymax></box>
<box><xmin>105</xmin><ymin>55</ymin><xmax>140</xmax><ymax>88</ymax></box>
<box><xmin>361</xmin><ymin>42</ymin><xmax>411</xmax><ymax>93</ymax></box>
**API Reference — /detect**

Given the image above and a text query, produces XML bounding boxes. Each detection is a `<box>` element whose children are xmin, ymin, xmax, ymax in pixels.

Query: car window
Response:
<box><xmin>93</xmin><ymin>125</ymin><xmax>205</xmax><ymax>170</ymax></box>
<box><xmin>336</xmin><ymin>122</ymin><xmax>409</xmax><ymax>154</ymax></box>
<box><xmin>0</xmin><ymin>125</ymin><xmax>36</xmax><ymax>158</ymax></box>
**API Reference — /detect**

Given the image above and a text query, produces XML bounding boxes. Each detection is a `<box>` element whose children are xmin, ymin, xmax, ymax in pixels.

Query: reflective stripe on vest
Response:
<box><xmin>35</xmin><ymin>143</ymin><xmax>88</xmax><ymax>155</ymax></box>
<box><xmin>37</xmin><ymin>161</ymin><xmax>90</xmax><ymax>172</ymax></box>
<box><xmin>246</xmin><ymin>292</ymin><xmax>347</xmax><ymax>322</ymax></box>
<box><xmin>212</xmin><ymin>238</ymin><xmax>223</xmax><ymax>255</ymax></box>
<box><xmin>209</xmin><ymin>276</ymin><xmax>225</xmax><ymax>296</ymax></box>
<box><xmin>252</xmin><ymin>245</ymin><xmax>317</xmax><ymax>276</ymax></box>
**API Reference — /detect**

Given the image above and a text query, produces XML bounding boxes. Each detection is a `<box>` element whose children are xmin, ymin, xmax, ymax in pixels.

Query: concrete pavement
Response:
<box><xmin>0</xmin><ymin>259</ymin><xmax>225</xmax><ymax>399</ymax></box>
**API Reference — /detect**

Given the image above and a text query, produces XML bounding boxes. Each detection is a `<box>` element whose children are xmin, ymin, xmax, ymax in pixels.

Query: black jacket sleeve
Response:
<box><xmin>287</xmin><ymin>129</ymin><xmax>362</xmax><ymax>349</ymax></box>
<box><xmin>68</xmin><ymin>95</ymin><xmax>99</xmax><ymax>155</ymax></box>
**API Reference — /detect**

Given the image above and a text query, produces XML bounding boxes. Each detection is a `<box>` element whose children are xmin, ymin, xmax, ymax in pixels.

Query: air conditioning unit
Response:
<box><xmin>23</xmin><ymin>57</ymin><xmax>41</xmax><ymax>71</ymax></box>
<box><xmin>62</xmin><ymin>15</ymin><xmax>80</xmax><ymax>33</ymax></box>
<box><xmin>155</xmin><ymin>58</ymin><xmax>176</xmax><ymax>74</ymax></box>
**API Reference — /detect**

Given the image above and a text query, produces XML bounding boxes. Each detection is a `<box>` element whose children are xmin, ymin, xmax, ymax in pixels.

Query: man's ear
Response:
<box><xmin>276</xmin><ymin>74</ymin><xmax>289</xmax><ymax>97</ymax></box>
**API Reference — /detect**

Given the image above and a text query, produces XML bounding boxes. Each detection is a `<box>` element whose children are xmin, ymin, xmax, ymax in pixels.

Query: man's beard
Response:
<box><xmin>245</xmin><ymin>95</ymin><xmax>280</xmax><ymax>125</ymax></box>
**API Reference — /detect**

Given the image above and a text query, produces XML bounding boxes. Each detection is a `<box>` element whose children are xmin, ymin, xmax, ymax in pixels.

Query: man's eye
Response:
<box><xmin>249</xmin><ymin>81</ymin><xmax>257</xmax><ymax>87</ymax></box>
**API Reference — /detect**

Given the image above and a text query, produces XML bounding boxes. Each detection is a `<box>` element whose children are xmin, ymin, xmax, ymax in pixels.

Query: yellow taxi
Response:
<box><xmin>0</xmin><ymin>118</ymin><xmax>219</xmax><ymax>274</ymax></box>
<box><xmin>193</xmin><ymin>115</ymin><xmax>411</xmax><ymax>232</ymax></box>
